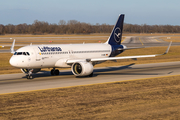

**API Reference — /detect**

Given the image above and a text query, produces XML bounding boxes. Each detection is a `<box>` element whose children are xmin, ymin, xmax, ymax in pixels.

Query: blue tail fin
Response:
<box><xmin>106</xmin><ymin>14</ymin><xmax>125</xmax><ymax>45</ymax></box>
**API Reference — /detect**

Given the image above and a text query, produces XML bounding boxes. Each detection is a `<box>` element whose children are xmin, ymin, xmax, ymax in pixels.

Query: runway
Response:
<box><xmin>1</xmin><ymin>35</ymin><xmax>180</xmax><ymax>53</ymax></box>
<box><xmin>122</xmin><ymin>36</ymin><xmax>180</xmax><ymax>47</ymax></box>
<box><xmin>0</xmin><ymin>61</ymin><xmax>180</xmax><ymax>94</ymax></box>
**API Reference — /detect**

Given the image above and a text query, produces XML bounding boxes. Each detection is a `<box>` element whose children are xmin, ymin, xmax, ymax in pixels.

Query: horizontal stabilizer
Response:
<box><xmin>117</xmin><ymin>46</ymin><xmax>146</xmax><ymax>50</ymax></box>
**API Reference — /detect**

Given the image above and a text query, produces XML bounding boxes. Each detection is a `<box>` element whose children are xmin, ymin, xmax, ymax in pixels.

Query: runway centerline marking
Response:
<box><xmin>155</xmin><ymin>39</ymin><xmax>161</xmax><ymax>42</ymax></box>
<box><xmin>139</xmin><ymin>37</ymin><xmax>144</xmax><ymax>45</ymax></box>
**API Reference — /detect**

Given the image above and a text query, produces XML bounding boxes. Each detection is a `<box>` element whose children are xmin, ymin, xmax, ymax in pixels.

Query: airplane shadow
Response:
<box><xmin>93</xmin><ymin>63</ymin><xmax>160</xmax><ymax>77</ymax></box>
<box><xmin>22</xmin><ymin>63</ymin><xmax>135</xmax><ymax>79</ymax></box>
<box><xmin>93</xmin><ymin>63</ymin><xmax>135</xmax><ymax>73</ymax></box>
<box><xmin>28</xmin><ymin>63</ymin><xmax>160</xmax><ymax>79</ymax></box>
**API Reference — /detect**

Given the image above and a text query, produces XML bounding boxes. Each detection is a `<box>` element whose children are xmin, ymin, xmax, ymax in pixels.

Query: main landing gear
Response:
<box><xmin>51</xmin><ymin>68</ymin><xmax>59</xmax><ymax>75</ymax></box>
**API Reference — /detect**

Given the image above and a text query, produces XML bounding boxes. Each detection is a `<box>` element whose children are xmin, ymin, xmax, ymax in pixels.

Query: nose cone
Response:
<box><xmin>9</xmin><ymin>56</ymin><xmax>18</xmax><ymax>67</ymax></box>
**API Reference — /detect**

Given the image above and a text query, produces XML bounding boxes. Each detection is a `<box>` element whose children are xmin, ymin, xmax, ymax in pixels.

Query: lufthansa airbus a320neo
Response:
<box><xmin>9</xmin><ymin>14</ymin><xmax>172</xmax><ymax>79</ymax></box>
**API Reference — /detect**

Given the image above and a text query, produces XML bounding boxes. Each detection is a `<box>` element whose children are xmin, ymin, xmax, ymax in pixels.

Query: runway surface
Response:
<box><xmin>122</xmin><ymin>36</ymin><xmax>180</xmax><ymax>47</ymax></box>
<box><xmin>0</xmin><ymin>61</ymin><xmax>180</xmax><ymax>94</ymax></box>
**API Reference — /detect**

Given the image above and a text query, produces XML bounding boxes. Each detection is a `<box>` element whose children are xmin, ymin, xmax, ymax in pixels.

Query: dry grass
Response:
<box><xmin>1</xmin><ymin>33</ymin><xmax>180</xmax><ymax>37</ymax></box>
<box><xmin>0</xmin><ymin>33</ymin><xmax>110</xmax><ymax>38</ymax></box>
<box><xmin>0</xmin><ymin>75</ymin><xmax>180</xmax><ymax>119</ymax></box>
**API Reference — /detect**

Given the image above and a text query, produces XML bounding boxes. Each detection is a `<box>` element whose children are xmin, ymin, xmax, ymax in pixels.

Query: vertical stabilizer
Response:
<box><xmin>106</xmin><ymin>14</ymin><xmax>125</xmax><ymax>45</ymax></box>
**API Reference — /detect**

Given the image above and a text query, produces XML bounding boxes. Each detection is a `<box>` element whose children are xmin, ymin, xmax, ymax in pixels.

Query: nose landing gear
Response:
<box><xmin>27</xmin><ymin>75</ymin><xmax>33</xmax><ymax>79</ymax></box>
<box><xmin>51</xmin><ymin>68</ymin><xmax>59</xmax><ymax>75</ymax></box>
<box><xmin>27</xmin><ymin>69</ymin><xmax>33</xmax><ymax>79</ymax></box>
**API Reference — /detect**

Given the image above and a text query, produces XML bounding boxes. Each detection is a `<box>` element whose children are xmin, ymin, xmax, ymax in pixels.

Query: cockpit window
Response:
<box><xmin>14</xmin><ymin>52</ymin><xmax>30</xmax><ymax>56</ymax></box>
<box><xmin>26</xmin><ymin>52</ymin><xmax>30</xmax><ymax>55</ymax></box>
<box><xmin>23</xmin><ymin>52</ymin><xmax>26</xmax><ymax>55</ymax></box>
<box><xmin>17</xmin><ymin>52</ymin><xmax>22</xmax><ymax>55</ymax></box>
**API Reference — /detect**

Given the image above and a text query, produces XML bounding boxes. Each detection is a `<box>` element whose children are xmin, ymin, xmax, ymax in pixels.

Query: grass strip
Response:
<box><xmin>0</xmin><ymin>75</ymin><xmax>180</xmax><ymax>119</ymax></box>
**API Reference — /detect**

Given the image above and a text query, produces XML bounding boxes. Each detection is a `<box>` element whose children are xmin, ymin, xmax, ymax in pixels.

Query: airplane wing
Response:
<box><xmin>66</xmin><ymin>42</ymin><xmax>172</xmax><ymax>64</ymax></box>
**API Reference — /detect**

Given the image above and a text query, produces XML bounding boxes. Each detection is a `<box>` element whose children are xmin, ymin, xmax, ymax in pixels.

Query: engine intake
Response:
<box><xmin>72</xmin><ymin>62</ymin><xmax>93</xmax><ymax>76</ymax></box>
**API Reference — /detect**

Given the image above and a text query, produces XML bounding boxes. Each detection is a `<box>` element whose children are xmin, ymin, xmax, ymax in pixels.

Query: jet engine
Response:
<box><xmin>71</xmin><ymin>62</ymin><xmax>93</xmax><ymax>76</ymax></box>
<box><xmin>21</xmin><ymin>68</ymin><xmax>41</xmax><ymax>74</ymax></box>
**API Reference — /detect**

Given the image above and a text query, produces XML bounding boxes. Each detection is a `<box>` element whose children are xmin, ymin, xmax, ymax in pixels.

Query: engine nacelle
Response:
<box><xmin>21</xmin><ymin>68</ymin><xmax>41</xmax><ymax>74</ymax></box>
<box><xmin>71</xmin><ymin>62</ymin><xmax>93</xmax><ymax>76</ymax></box>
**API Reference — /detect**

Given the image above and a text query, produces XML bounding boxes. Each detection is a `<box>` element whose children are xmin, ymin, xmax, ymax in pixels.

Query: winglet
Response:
<box><xmin>163</xmin><ymin>41</ymin><xmax>172</xmax><ymax>55</ymax></box>
<box><xmin>10</xmin><ymin>39</ymin><xmax>15</xmax><ymax>54</ymax></box>
<box><xmin>156</xmin><ymin>41</ymin><xmax>172</xmax><ymax>56</ymax></box>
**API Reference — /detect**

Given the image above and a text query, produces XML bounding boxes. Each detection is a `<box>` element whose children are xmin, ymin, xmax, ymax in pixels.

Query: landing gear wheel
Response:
<box><xmin>27</xmin><ymin>69</ymin><xmax>33</xmax><ymax>79</ymax></box>
<box><xmin>29</xmin><ymin>75</ymin><xmax>33</xmax><ymax>79</ymax></box>
<box><xmin>51</xmin><ymin>70</ymin><xmax>54</xmax><ymax>75</ymax></box>
<box><xmin>51</xmin><ymin>69</ymin><xmax>59</xmax><ymax>76</ymax></box>
<box><xmin>54</xmin><ymin>70</ymin><xmax>59</xmax><ymax>75</ymax></box>
<box><xmin>27</xmin><ymin>75</ymin><xmax>33</xmax><ymax>79</ymax></box>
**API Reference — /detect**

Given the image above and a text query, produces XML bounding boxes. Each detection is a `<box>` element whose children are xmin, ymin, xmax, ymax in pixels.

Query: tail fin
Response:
<box><xmin>106</xmin><ymin>14</ymin><xmax>125</xmax><ymax>45</ymax></box>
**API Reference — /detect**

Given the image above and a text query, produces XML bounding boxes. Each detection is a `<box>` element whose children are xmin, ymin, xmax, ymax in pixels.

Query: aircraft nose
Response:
<box><xmin>9</xmin><ymin>56</ymin><xmax>18</xmax><ymax>67</ymax></box>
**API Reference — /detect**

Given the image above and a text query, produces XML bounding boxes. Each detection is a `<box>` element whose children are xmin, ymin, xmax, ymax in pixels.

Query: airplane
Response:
<box><xmin>9</xmin><ymin>14</ymin><xmax>172</xmax><ymax>79</ymax></box>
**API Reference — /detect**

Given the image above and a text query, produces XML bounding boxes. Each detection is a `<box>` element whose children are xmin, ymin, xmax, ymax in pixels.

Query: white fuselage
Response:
<box><xmin>9</xmin><ymin>43</ymin><xmax>112</xmax><ymax>69</ymax></box>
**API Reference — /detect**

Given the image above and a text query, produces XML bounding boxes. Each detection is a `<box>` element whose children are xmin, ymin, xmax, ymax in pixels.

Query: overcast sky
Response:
<box><xmin>0</xmin><ymin>0</ymin><xmax>179</xmax><ymax>25</ymax></box>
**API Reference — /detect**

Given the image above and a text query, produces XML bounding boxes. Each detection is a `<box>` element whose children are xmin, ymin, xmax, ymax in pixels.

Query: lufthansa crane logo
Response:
<box><xmin>114</xmin><ymin>27</ymin><xmax>121</xmax><ymax>42</ymax></box>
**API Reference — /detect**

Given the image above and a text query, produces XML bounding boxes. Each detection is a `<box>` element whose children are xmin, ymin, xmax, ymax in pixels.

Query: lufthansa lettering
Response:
<box><xmin>38</xmin><ymin>46</ymin><xmax>62</xmax><ymax>52</ymax></box>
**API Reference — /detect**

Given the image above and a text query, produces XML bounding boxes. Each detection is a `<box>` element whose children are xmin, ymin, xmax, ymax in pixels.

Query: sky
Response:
<box><xmin>0</xmin><ymin>0</ymin><xmax>180</xmax><ymax>25</ymax></box>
